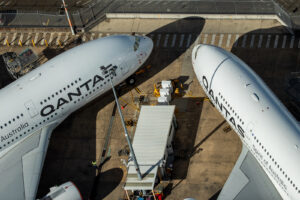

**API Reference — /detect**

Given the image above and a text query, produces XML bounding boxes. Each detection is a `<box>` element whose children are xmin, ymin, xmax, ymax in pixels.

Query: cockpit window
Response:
<box><xmin>134</xmin><ymin>36</ymin><xmax>140</xmax><ymax>51</ymax></box>
<box><xmin>195</xmin><ymin>45</ymin><xmax>201</xmax><ymax>59</ymax></box>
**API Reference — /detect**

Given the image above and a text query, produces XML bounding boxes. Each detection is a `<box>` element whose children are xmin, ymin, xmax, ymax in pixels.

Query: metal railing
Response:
<box><xmin>0</xmin><ymin>0</ymin><xmax>298</xmax><ymax>31</ymax></box>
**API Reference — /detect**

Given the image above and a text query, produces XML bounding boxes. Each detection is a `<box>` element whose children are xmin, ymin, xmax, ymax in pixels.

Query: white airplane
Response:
<box><xmin>192</xmin><ymin>44</ymin><xmax>300</xmax><ymax>200</ymax></box>
<box><xmin>0</xmin><ymin>35</ymin><xmax>153</xmax><ymax>200</ymax></box>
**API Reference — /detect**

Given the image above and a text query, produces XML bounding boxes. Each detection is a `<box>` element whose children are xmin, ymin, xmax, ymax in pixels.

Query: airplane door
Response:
<box><xmin>24</xmin><ymin>100</ymin><xmax>38</xmax><ymax>118</ymax></box>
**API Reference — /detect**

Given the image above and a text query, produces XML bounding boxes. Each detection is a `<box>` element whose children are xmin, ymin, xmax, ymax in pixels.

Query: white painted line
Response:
<box><xmin>226</xmin><ymin>34</ymin><xmax>231</xmax><ymax>47</ymax></box>
<box><xmin>218</xmin><ymin>34</ymin><xmax>224</xmax><ymax>47</ymax></box>
<box><xmin>11</xmin><ymin>32</ymin><xmax>17</xmax><ymax>45</ymax></box>
<box><xmin>186</xmin><ymin>34</ymin><xmax>192</xmax><ymax>48</ymax></box>
<box><xmin>194</xmin><ymin>34</ymin><xmax>200</xmax><ymax>46</ymax></box>
<box><xmin>298</xmin><ymin>38</ymin><xmax>300</xmax><ymax>48</ymax></box>
<box><xmin>56</xmin><ymin>33</ymin><xmax>62</xmax><ymax>45</ymax></box>
<box><xmin>179</xmin><ymin>34</ymin><xmax>184</xmax><ymax>47</ymax></box>
<box><xmin>82</xmin><ymin>34</ymin><xmax>86</xmax><ymax>42</ymax></box>
<box><xmin>250</xmin><ymin>35</ymin><xmax>255</xmax><ymax>48</ymax></box>
<box><xmin>258</xmin><ymin>34</ymin><xmax>263</xmax><ymax>48</ymax></box>
<box><xmin>33</xmin><ymin>33</ymin><xmax>39</xmax><ymax>44</ymax></box>
<box><xmin>41</xmin><ymin>33</ymin><xmax>47</xmax><ymax>45</ymax></box>
<box><xmin>274</xmin><ymin>35</ymin><xmax>279</xmax><ymax>48</ymax></box>
<box><xmin>290</xmin><ymin>36</ymin><xmax>295</xmax><ymax>48</ymax></box>
<box><xmin>156</xmin><ymin>34</ymin><xmax>161</xmax><ymax>47</ymax></box>
<box><xmin>64</xmin><ymin>33</ymin><xmax>70</xmax><ymax>43</ymax></box>
<box><xmin>210</xmin><ymin>34</ymin><xmax>216</xmax><ymax>45</ymax></box>
<box><xmin>233</xmin><ymin>34</ymin><xmax>239</xmax><ymax>47</ymax></box>
<box><xmin>48</xmin><ymin>33</ymin><xmax>54</xmax><ymax>44</ymax></box>
<box><xmin>242</xmin><ymin>34</ymin><xmax>247</xmax><ymax>48</ymax></box>
<box><xmin>163</xmin><ymin>34</ymin><xmax>169</xmax><ymax>47</ymax></box>
<box><xmin>25</xmin><ymin>33</ymin><xmax>32</xmax><ymax>45</ymax></box>
<box><xmin>144</xmin><ymin>1</ymin><xmax>152</xmax><ymax>6</ymax></box>
<box><xmin>266</xmin><ymin>35</ymin><xmax>271</xmax><ymax>48</ymax></box>
<box><xmin>282</xmin><ymin>35</ymin><xmax>287</xmax><ymax>48</ymax></box>
<box><xmin>106</xmin><ymin>33</ymin><xmax>110</xmax><ymax>37</ymax></box>
<box><xmin>3</xmin><ymin>34</ymin><xmax>8</xmax><ymax>45</ymax></box>
<box><xmin>19</xmin><ymin>34</ymin><xmax>24</xmax><ymax>44</ymax></box>
<box><xmin>203</xmin><ymin>34</ymin><xmax>208</xmax><ymax>44</ymax></box>
<box><xmin>90</xmin><ymin>33</ymin><xmax>95</xmax><ymax>40</ymax></box>
<box><xmin>171</xmin><ymin>34</ymin><xmax>176</xmax><ymax>47</ymax></box>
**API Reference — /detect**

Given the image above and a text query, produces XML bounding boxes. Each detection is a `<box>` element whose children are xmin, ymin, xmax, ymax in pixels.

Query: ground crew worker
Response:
<box><xmin>91</xmin><ymin>161</ymin><xmax>98</xmax><ymax>169</ymax></box>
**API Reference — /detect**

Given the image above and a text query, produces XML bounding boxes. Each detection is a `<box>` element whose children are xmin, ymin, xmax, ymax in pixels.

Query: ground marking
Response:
<box><xmin>186</xmin><ymin>34</ymin><xmax>192</xmax><ymax>48</ymax></box>
<box><xmin>163</xmin><ymin>34</ymin><xmax>169</xmax><ymax>47</ymax></box>
<box><xmin>171</xmin><ymin>34</ymin><xmax>176</xmax><ymax>47</ymax></box>
<box><xmin>266</xmin><ymin>35</ymin><xmax>271</xmax><ymax>48</ymax></box>
<box><xmin>242</xmin><ymin>34</ymin><xmax>247</xmax><ymax>48</ymax></box>
<box><xmin>179</xmin><ymin>34</ymin><xmax>184</xmax><ymax>47</ymax></box>
<box><xmin>218</xmin><ymin>34</ymin><xmax>224</xmax><ymax>47</ymax></box>
<box><xmin>156</xmin><ymin>34</ymin><xmax>161</xmax><ymax>47</ymax></box>
<box><xmin>250</xmin><ymin>35</ymin><xmax>255</xmax><ymax>48</ymax></box>
<box><xmin>258</xmin><ymin>34</ymin><xmax>263</xmax><ymax>48</ymax></box>
<box><xmin>282</xmin><ymin>35</ymin><xmax>287</xmax><ymax>48</ymax></box>
<box><xmin>226</xmin><ymin>34</ymin><xmax>231</xmax><ymax>47</ymax></box>
<box><xmin>210</xmin><ymin>34</ymin><xmax>216</xmax><ymax>45</ymax></box>
<box><xmin>274</xmin><ymin>35</ymin><xmax>279</xmax><ymax>48</ymax></box>
<box><xmin>203</xmin><ymin>34</ymin><xmax>208</xmax><ymax>44</ymax></box>
<box><xmin>233</xmin><ymin>34</ymin><xmax>239</xmax><ymax>47</ymax></box>
<box><xmin>290</xmin><ymin>36</ymin><xmax>295</xmax><ymax>48</ymax></box>
<box><xmin>11</xmin><ymin>32</ymin><xmax>17</xmax><ymax>45</ymax></box>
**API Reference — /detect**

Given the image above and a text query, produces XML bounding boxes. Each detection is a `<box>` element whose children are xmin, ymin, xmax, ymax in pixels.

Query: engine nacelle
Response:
<box><xmin>39</xmin><ymin>181</ymin><xmax>82</xmax><ymax>200</ymax></box>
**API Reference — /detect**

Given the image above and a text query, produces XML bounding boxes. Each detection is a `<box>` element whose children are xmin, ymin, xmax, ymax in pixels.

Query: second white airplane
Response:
<box><xmin>192</xmin><ymin>44</ymin><xmax>300</xmax><ymax>200</ymax></box>
<box><xmin>0</xmin><ymin>35</ymin><xmax>153</xmax><ymax>200</ymax></box>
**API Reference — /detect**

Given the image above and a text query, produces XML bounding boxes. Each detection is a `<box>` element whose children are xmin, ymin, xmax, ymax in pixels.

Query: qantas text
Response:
<box><xmin>202</xmin><ymin>75</ymin><xmax>245</xmax><ymax>138</ymax></box>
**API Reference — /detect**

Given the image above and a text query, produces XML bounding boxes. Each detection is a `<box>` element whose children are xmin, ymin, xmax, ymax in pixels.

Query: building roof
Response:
<box><xmin>124</xmin><ymin>105</ymin><xmax>175</xmax><ymax>191</ymax></box>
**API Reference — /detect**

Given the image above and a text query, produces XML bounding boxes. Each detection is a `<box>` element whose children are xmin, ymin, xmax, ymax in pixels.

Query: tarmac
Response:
<box><xmin>1</xmin><ymin>17</ymin><xmax>299</xmax><ymax>199</ymax></box>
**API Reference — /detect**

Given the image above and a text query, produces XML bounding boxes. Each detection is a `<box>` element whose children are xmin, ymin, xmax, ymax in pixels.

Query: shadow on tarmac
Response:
<box><xmin>37</xmin><ymin>17</ymin><xmax>205</xmax><ymax>199</ymax></box>
<box><xmin>230</xmin><ymin>26</ymin><xmax>300</xmax><ymax>120</ymax></box>
<box><xmin>171</xmin><ymin>97</ymin><xmax>203</xmax><ymax>180</ymax></box>
<box><xmin>0</xmin><ymin>56</ymin><xmax>14</xmax><ymax>89</ymax></box>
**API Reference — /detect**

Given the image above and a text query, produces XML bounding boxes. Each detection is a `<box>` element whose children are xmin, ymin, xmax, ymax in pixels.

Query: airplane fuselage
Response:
<box><xmin>0</xmin><ymin>35</ymin><xmax>153</xmax><ymax>199</ymax></box>
<box><xmin>192</xmin><ymin>45</ymin><xmax>300</xmax><ymax>200</ymax></box>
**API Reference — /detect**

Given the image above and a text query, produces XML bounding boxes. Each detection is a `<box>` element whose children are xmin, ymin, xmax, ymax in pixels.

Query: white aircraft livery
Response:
<box><xmin>192</xmin><ymin>44</ymin><xmax>300</xmax><ymax>200</ymax></box>
<box><xmin>0</xmin><ymin>35</ymin><xmax>153</xmax><ymax>200</ymax></box>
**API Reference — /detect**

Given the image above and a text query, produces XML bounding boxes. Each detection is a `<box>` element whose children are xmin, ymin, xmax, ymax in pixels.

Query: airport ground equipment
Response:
<box><xmin>2</xmin><ymin>48</ymin><xmax>38</xmax><ymax>79</ymax></box>
<box><xmin>124</xmin><ymin>105</ymin><xmax>176</xmax><ymax>199</ymax></box>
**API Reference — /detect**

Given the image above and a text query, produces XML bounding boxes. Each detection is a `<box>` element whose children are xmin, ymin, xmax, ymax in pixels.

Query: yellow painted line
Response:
<box><xmin>32</xmin><ymin>39</ymin><xmax>35</xmax><ymax>47</ymax></box>
<box><xmin>6</xmin><ymin>39</ymin><xmax>9</xmax><ymax>47</ymax></box>
<box><xmin>18</xmin><ymin>40</ymin><xmax>22</xmax><ymax>47</ymax></box>
<box><xmin>45</xmin><ymin>39</ymin><xmax>48</xmax><ymax>47</ymax></box>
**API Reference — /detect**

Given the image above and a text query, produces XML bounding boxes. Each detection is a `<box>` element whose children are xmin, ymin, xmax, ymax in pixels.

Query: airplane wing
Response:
<box><xmin>0</xmin><ymin>124</ymin><xmax>56</xmax><ymax>200</ymax></box>
<box><xmin>218</xmin><ymin>144</ymin><xmax>283</xmax><ymax>200</ymax></box>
